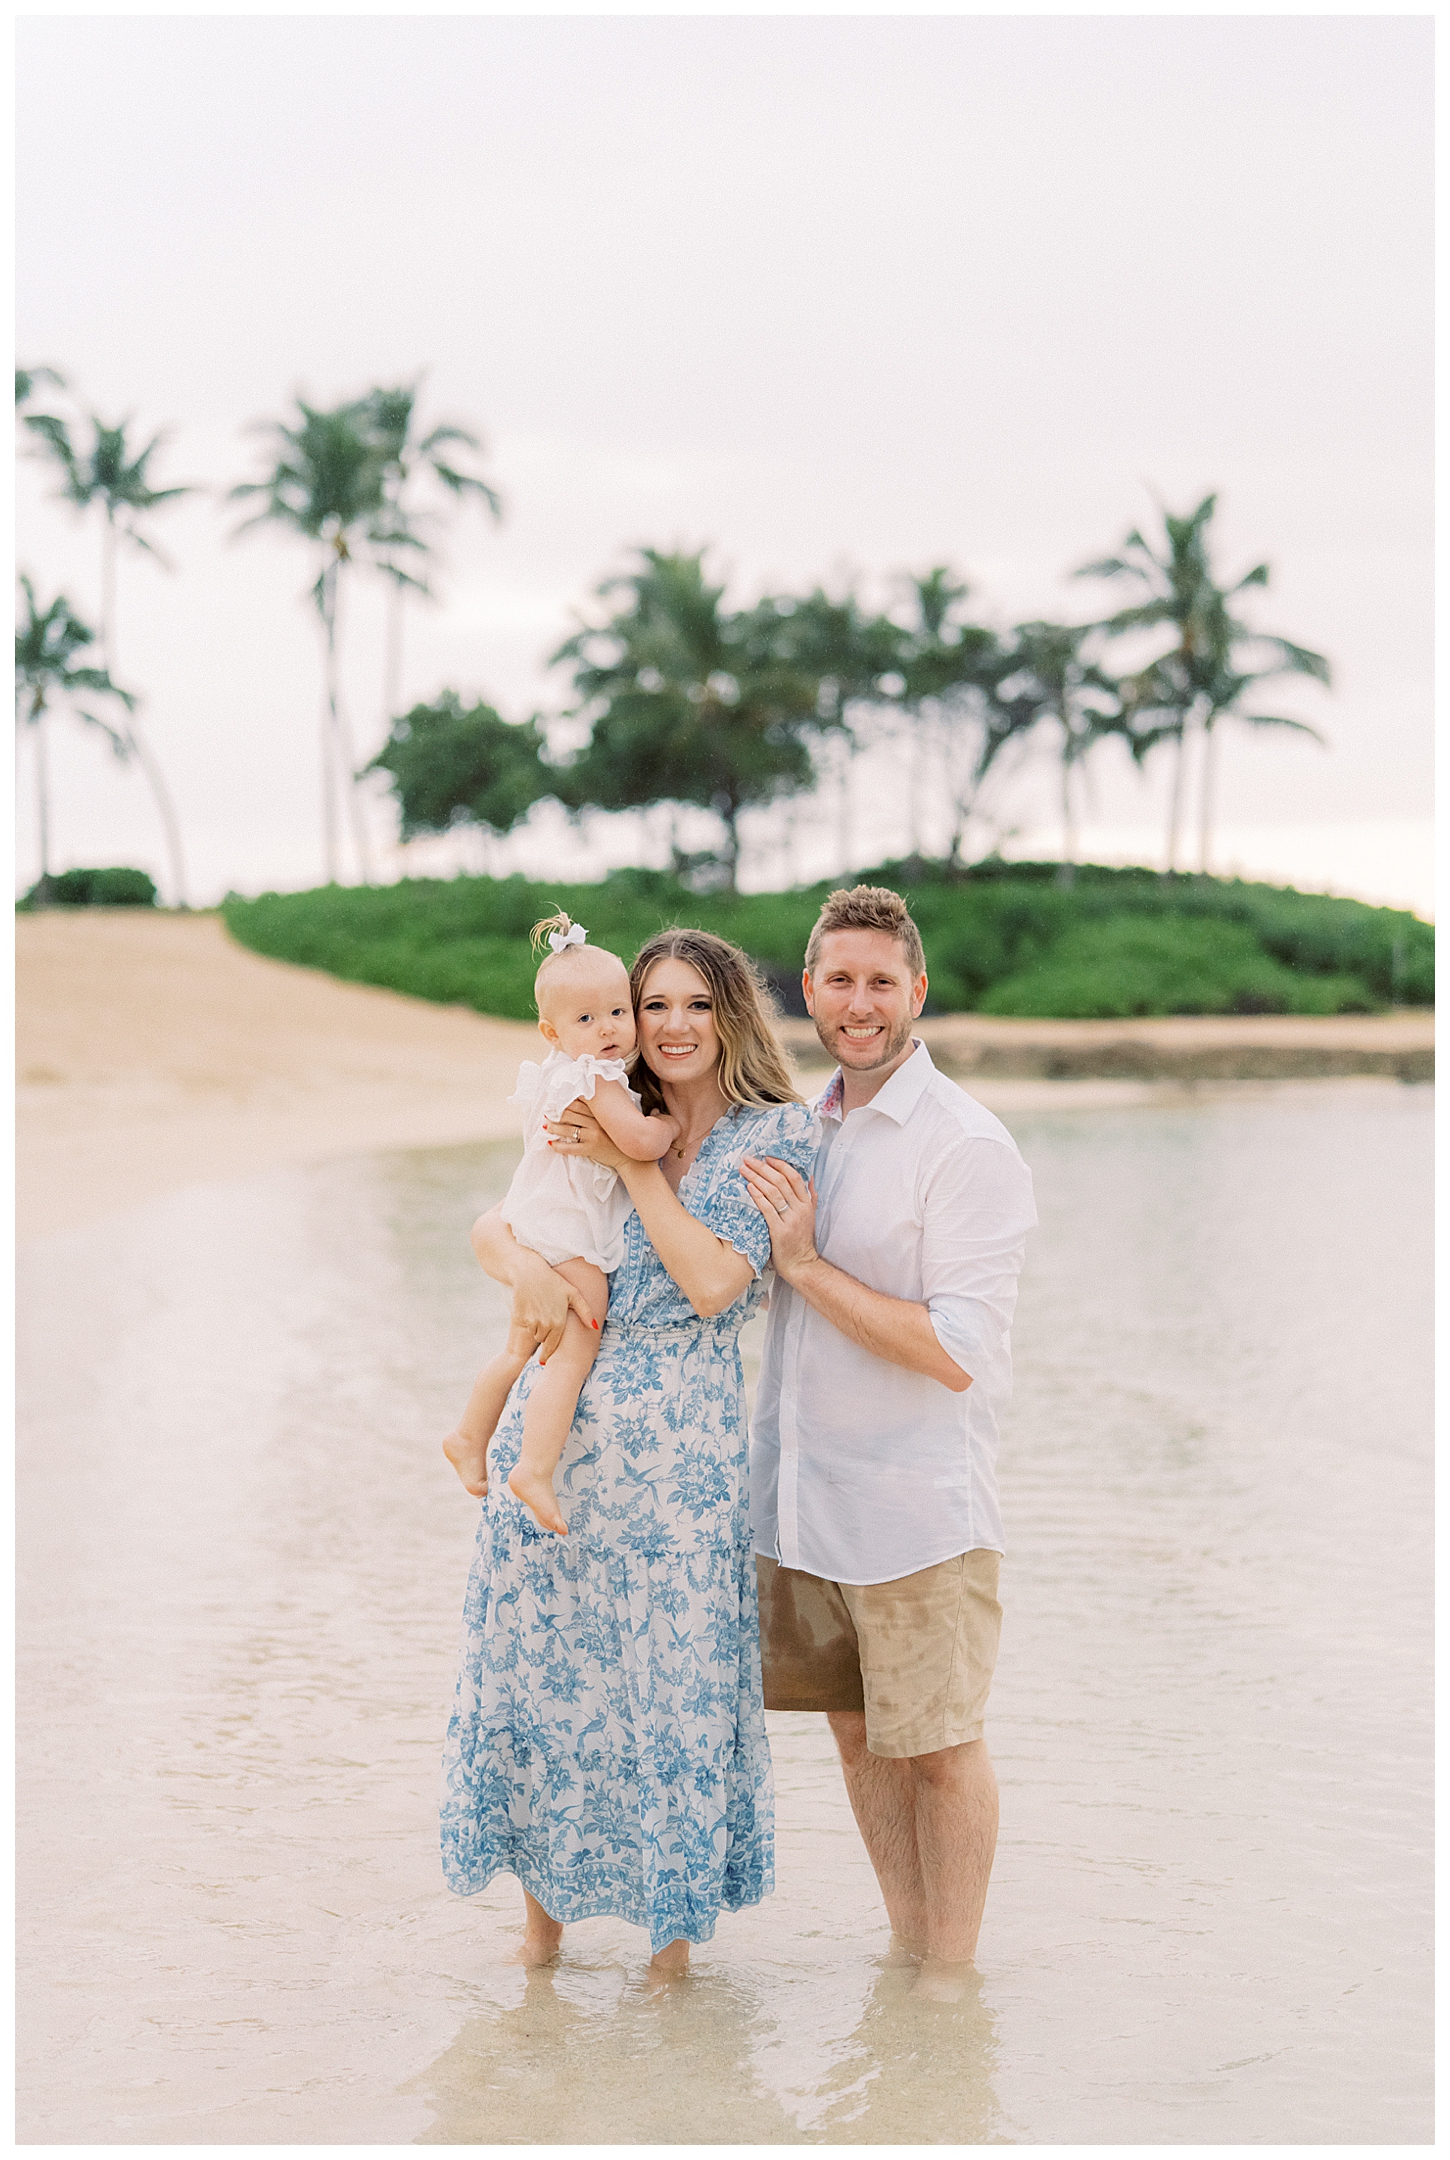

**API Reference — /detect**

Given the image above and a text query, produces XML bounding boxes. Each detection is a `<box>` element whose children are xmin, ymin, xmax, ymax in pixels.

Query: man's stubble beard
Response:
<box><xmin>813</xmin><ymin>1010</ymin><xmax>917</xmax><ymax>1072</ymax></box>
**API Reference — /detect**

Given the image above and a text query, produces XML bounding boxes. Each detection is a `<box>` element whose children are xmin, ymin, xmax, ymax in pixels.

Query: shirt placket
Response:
<box><xmin>778</xmin><ymin>1117</ymin><xmax>851</xmax><ymax>1572</ymax></box>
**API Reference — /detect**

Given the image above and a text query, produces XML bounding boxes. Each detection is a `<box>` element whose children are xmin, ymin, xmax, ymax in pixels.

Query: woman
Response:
<box><xmin>441</xmin><ymin>928</ymin><xmax>820</xmax><ymax>1978</ymax></box>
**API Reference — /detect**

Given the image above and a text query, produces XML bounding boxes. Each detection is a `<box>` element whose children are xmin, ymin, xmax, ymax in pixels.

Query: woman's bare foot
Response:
<box><xmin>507</xmin><ymin>1463</ymin><xmax>568</xmax><ymax>1536</ymax></box>
<box><xmin>645</xmin><ymin>1937</ymin><xmax>691</xmax><ymax>1988</ymax></box>
<box><xmin>443</xmin><ymin>1427</ymin><xmax>490</xmax><ymax>1497</ymax></box>
<box><xmin>514</xmin><ymin>1892</ymin><xmax>563</xmax><ymax>1967</ymax></box>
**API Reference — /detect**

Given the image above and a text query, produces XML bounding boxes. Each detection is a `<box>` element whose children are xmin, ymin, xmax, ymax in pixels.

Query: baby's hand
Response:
<box><xmin>650</xmin><ymin>1111</ymin><xmax>682</xmax><ymax>1144</ymax></box>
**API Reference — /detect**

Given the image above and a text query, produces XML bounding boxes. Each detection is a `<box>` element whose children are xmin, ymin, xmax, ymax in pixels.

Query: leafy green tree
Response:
<box><xmin>554</xmin><ymin>550</ymin><xmax>824</xmax><ymax>891</ymax></box>
<box><xmin>15</xmin><ymin>577</ymin><xmax>135</xmax><ymax>899</ymax></box>
<box><xmin>991</xmin><ymin>621</ymin><xmax>1130</xmax><ymax>886</ymax></box>
<box><xmin>21</xmin><ymin>403</ymin><xmax>192</xmax><ymax>904</ymax></box>
<box><xmin>1079</xmin><ymin>495</ymin><xmax>1330</xmax><ymax>872</ymax></box>
<box><xmin>363</xmin><ymin>382</ymin><xmax>504</xmax><ymax>724</ymax></box>
<box><xmin>368</xmin><ymin>693</ymin><xmax>551</xmax><ymax>845</ymax></box>
<box><xmin>231</xmin><ymin>398</ymin><xmax>392</xmax><ymax>885</ymax></box>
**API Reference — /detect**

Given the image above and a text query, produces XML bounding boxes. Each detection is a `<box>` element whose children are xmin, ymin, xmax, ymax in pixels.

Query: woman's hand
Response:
<box><xmin>471</xmin><ymin>1207</ymin><xmax>596</xmax><ymax>1362</ymax></box>
<box><xmin>545</xmin><ymin>1097</ymin><xmax>630</xmax><ymax>1173</ymax></box>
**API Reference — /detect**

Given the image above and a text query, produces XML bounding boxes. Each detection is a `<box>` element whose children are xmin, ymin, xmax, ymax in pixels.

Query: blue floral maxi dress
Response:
<box><xmin>441</xmin><ymin>1099</ymin><xmax>821</xmax><ymax>1952</ymax></box>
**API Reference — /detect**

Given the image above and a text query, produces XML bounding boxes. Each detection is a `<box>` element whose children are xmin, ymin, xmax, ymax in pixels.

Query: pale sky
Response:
<box><xmin>15</xmin><ymin>13</ymin><xmax>1434</xmax><ymax>913</ymax></box>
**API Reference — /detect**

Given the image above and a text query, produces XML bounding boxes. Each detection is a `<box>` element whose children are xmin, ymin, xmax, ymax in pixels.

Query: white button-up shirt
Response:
<box><xmin>751</xmin><ymin>1041</ymin><xmax>1037</xmax><ymax>1586</ymax></box>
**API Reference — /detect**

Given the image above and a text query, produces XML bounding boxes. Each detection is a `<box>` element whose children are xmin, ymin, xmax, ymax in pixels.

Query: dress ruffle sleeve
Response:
<box><xmin>695</xmin><ymin>1101</ymin><xmax>822</xmax><ymax>1279</ymax></box>
<box><xmin>540</xmin><ymin>1053</ymin><xmax>634</xmax><ymax>1126</ymax></box>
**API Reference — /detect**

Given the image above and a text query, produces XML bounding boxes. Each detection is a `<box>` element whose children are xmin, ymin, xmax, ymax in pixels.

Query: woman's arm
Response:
<box><xmin>587</xmin><ymin>1078</ymin><xmax>680</xmax><ymax>1163</ymax></box>
<box><xmin>470</xmin><ymin>1205</ymin><xmax>599</xmax><ymax>1361</ymax></box>
<box><xmin>545</xmin><ymin>1106</ymin><xmax>755</xmax><ymax>1319</ymax></box>
<box><xmin>615</xmin><ymin>1160</ymin><xmax>756</xmax><ymax>1318</ymax></box>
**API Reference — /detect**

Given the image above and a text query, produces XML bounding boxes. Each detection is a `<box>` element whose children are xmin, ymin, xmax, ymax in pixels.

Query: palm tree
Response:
<box><xmin>891</xmin><ymin>570</ymin><xmax>1012</xmax><ymax>868</ymax></box>
<box><xmin>1078</xmin><ymin>494</ymin><xmax>1330</xmax><ymax>873</ymax></box>
<box><xmin>768</xmin><ymin>588</ymin><xmax>904</xmax><ymax>873</ymax></box>
<box><xmin>555</xmin><ymin>549</ymin><xmax>824</xmax><ymax>892</ymax></box>
<box><xmin>363</xmin><ymin>382</ymin><xmax>503</xmax><ymax>726</ymax></box>
<box><xmin>231</xmin><ymin>397</ymin><xmax>392</xmax><ymax>884</ymax></box>
<box><xmin>22</xmin><ymin>405</ymin><xmax>192</xmax><ymax>904</ymax></box>
<box><xmin>16</xmin><ymin>577</ymin><xmax>135</xmax><ymax>899</ymax></box>
<box><xmin>16</xmin><ymin>364</ymin><xmax>66</xmax><ymax>410</ymax></box>
<box><xmin>991</xmin><ymin>622</ymin><xmax>1129</xmax><ymax>886</ymax></box>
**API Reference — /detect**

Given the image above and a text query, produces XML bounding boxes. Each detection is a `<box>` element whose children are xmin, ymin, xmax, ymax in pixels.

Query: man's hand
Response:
<box><xmin>741</xmin><ymin>1155</ymin><xmax>820</xmax><ymax>1284</ymax></box>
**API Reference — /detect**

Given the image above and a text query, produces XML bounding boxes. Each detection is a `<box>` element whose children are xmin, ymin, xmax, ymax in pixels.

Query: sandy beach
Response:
<box><xmin>16</xmin><ymin>911</ymin><xmax>542</xmax><ymax>1242</ymax></box>
<box><xmin>17</xmin><ymin>909</ymin><xmax>1433</xmax><ymax>1243</ymax></box>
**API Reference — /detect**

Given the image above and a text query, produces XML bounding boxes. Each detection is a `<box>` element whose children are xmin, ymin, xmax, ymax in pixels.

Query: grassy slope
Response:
<box><xmin>221</xmin><ymin>862</ymin><xmax>1433</xmax><ymax>1023</ymax></box>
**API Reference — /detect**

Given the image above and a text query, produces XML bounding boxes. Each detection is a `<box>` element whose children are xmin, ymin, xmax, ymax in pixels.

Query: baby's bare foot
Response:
<box><xmin>507</xmin><ymin>1465</ymin><xmax>568</xmax><ymax>1536</ymax></box>
<box><xmin>443</xmin><ymin>1428</ymin><xmax>489</xmax><ymax>1497</ymax></box>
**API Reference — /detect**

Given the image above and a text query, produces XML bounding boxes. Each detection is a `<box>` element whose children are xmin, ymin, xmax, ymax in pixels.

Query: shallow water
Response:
<box><xmin>17</xmin><ymin>1080</ymin><xmax>1432</xmax><ymax>2143</ymax></box>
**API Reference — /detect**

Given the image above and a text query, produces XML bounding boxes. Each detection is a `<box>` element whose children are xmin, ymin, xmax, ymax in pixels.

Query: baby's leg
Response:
<box><xmin>442</xmin><ymin>1326</ymin><xmax>536</xmax><ymax>1496</ymax></box>
<box><xmin>507</xmin><ymin>1260</ymin><xmax>609</xmax><ymax>1535</ymax></box>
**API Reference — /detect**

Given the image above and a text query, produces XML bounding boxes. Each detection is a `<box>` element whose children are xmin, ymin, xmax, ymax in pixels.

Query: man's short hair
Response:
<box><xmin>804</xmin><ymin>885</ymin><xmax>926</xmax><ymax>979</ymax></box>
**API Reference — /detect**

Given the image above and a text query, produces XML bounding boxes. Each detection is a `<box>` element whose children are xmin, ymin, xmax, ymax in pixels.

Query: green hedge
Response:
<box><xmin>20</xmin><ymin>866</ymin><xmax>158</xmax><ymax>910</ymax></box>
<box><xmin>220</xmin><ymin>861</ymin><xmax>1433</xmax><ymax>1022</ymax></box>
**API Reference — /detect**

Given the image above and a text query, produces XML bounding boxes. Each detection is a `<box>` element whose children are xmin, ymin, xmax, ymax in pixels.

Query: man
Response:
<box><xmin>741</xmin><ymin>885</ymin><xmax>1036</xmax><ymax>1999</ymax></box>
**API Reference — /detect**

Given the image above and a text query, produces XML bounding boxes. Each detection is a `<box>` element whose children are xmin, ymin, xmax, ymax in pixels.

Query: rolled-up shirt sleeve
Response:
<box><xmin>919</xmin><ymin>1135</ymin><xmax>1038</xmax><ymax>1386</ymax></box>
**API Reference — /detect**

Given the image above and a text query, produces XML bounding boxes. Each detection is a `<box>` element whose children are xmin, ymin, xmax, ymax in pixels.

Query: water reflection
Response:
<box><xmin>410</xmin><ymin>1952</ymin><xmax>1001</xmax><ymax>2145</ymax></box>
<box><xmin>17</xmin><ymin>1081</ymin><xmax>1432</xmax><ymax>2143</ymax></box>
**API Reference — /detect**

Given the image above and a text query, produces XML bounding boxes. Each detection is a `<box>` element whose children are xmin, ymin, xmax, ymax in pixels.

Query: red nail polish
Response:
<box><xmin>592</xmin><ymin>1319</ymin><xmax>599</xmax><ymax>1329</ymax></box>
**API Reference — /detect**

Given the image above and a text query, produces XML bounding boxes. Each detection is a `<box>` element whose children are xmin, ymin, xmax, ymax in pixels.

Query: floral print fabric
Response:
<box><xmin>441</xmin><ymin>1099</ymin><xmax>820</xmax><ymax>1951</ymax></box>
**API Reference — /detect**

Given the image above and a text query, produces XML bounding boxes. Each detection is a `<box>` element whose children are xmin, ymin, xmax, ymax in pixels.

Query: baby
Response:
<box><xmin>443</xmin><ymin>913</ymin><xmax>679</xmax><ymax>1534</ymax></box>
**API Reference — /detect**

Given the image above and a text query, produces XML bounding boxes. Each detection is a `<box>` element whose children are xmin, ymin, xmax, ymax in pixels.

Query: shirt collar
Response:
<box><xmin>816</xmin><ymin>1038</ymin><xmax>933</xmax><ymax>1125</ymax></box>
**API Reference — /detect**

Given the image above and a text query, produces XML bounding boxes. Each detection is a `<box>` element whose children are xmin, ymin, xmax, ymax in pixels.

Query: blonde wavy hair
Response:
<box><xmin>629</xmin><ymin>927</ymin><xmax>802</xmax><ymax>1117</ymax></box>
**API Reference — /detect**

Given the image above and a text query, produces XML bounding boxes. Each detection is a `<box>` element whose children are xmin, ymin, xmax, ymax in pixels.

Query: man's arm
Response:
<box><xmin>740</xmin><ymin>1154</ymin><xmax>972</xmax><ymax>1392</ymax></box>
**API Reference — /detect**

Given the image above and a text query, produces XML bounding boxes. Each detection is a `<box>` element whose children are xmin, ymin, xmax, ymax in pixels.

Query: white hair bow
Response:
<box><xmin>548</xmin><ymin>922</ymin><xmax>588</xmax><ymax>953</ymax></box>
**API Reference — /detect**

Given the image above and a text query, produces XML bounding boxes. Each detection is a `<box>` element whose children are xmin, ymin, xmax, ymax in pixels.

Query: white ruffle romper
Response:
<box><xmin>497</xmin><ymin>1049</ymin><xmax>639</xmax><ymax>1274</ymax></box>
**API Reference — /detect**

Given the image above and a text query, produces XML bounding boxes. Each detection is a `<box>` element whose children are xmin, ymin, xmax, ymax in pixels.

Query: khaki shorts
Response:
<box><xmin>756</xmin><ymin>1548</ymin><xmax>1002</xmax><ymax>1760</ymax></box>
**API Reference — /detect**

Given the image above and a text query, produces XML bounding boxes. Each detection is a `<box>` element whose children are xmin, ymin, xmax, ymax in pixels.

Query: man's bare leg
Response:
<box><xmin>828</xmin><ymin>1710</ymin><xmax>927</xmax><ymax>1952</ymax></box>
<box><xmin>910</xmin><ymin>1738</ymin><xmax>998</xmax><ymax>1998</ymax></box>
<box><xmin>828</xmin><ymin>1713</ymin><xmax>999</xmax><ymax>1988</ymax></box>
<box><xmin>515</xmin><ymin>1887</ymin><xmax>564</xmax><ymax>1967</ymax></box>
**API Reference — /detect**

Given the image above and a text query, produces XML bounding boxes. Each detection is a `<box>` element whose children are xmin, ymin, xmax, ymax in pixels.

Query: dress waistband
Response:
<box><xmin>603</xmin><ymin>1313</ymin><xmax>740</xmax><ymax>1339</ymax></box>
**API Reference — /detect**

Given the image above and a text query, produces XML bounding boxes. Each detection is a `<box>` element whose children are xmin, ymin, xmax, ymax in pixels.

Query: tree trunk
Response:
<box><xmin>1164</xmin><ymin>720</ymin><xmax>1189</xmax><ymax>874</ymax></box>
<box><xmin>124</xmin><ymin>714</ymin><xmax>190</xmax><ymax>909</ymax></box>
<box><xmin>329</xmin><ymin>566</ymin><xmax>374</xmax><ymax>886</ymax></box>
<box><xmin>836</xmin><ymin>734</ymin><xmax>853</xmax><ymax>878</ymax></box>
<box><xmin>1198</xmin><ymin>719</ymin><xmax>1220</xmax><ymax>876</ymax></box>
<box><xmin>907</xmin><ymin>713</ymin><xmax>925</xmax><ymax>858</ymax></box>
<box><xmin>1055</xmin><ymin>732</ymin><xmax>1078</xmax><ymax>890</ymax></box>
<box><xmin>100</xmin><ymin>517</ymin><xmax>116</xmax><ymax>676</ymax></box>
<box><xmin>99</xmin><ymin>513</ymin><xmax>189</xmax><ymax>906</ymax></box>
<box><xmin>383</xmin><ymin>576</ymin><xmax>405</xmax><ymax>732</ymax></box>
<box><xmin>720</xmin><ymin>801</ymin><xmax>740</xmax><ymax>893</ymax></box>
<box><xmin>33</xmin><ymin>698</ymin><xmax>52</xmax><ymax>893</ymax></box>
<box><xmin>320</xmin><ymin>561</ymin><xmax>340</xmax><ymax>886</ymax></box>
